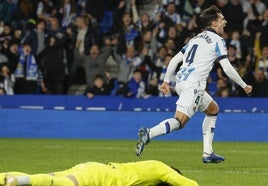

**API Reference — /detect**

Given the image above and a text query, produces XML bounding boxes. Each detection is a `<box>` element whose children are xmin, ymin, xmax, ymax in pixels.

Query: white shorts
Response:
<box><xmin>175</xmin><ymin>81</ymin><xmax>213</xmax><ymax>118</ymax></box>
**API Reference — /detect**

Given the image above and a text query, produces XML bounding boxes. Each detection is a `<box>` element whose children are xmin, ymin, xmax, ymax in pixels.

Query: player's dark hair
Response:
<box><xmin>155</xmin><ymin>166</ymin><xmax>183</xmax><ymax>186</ymax></box>
<box><xmin>156</xmin><ymin>183</ymin><xmax>170</xmax><ymax>186</ymax></box>
<box><xmin>199</xmin><ymin>5</ymin><xmax>222</xmax><ymax>28</ymax></box>
<box><xmin>171</xmin><ymin>166</ymin><xmax>183</xmax><ymax>175</ymax></box>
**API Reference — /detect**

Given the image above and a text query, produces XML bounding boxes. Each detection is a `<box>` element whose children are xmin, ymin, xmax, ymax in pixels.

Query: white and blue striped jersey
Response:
<box><xmin>177</xmin><ymin>29</ymin><xmax>227</xmax><ymax>88</ymax></box>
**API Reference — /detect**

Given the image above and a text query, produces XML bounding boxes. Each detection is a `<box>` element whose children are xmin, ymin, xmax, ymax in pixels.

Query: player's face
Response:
<box><xmin>215</xmin><ymin>13</ymin><xmax>227</xmax><ymax>36</ymax></box>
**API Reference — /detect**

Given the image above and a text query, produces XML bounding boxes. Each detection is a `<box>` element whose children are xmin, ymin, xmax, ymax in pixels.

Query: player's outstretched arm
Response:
<box><xmin>219</xmin><ymin>58</ymin><xmax>252</xmax><ymax>95</ymax></box>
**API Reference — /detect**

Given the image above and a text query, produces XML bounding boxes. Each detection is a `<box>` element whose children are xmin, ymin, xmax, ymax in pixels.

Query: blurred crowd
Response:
<box><xmin>0</xmin><ymin>0</ymin><xmax>268</xmax><ymax>98</ymax></box>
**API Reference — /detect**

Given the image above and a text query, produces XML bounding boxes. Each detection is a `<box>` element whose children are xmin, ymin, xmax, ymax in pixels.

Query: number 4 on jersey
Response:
<box><xmin>186</xmin><ymin>44</ymin><xmax>198</xmax><ymax>65</ymax></box>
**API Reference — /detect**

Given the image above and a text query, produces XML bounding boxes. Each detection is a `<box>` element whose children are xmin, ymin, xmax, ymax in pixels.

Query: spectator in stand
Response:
<box><xmin>12</xmin><ymin>0</ymin><xmax>37</xmax><ymax>32</ymax></box>
<box><xmin>249</xmin><ymin>69</ymin><xmax>268</xmax><ymax>97</ymax></box>
<box><xmin>12</xmin><ymin>28</ymin><xmax>23</xmax><ymax>46</ymax></box>
<box><xmin>116</xmin><ymin>69</ymin><xmax>146</xmax><ymax>98</ymax></box>
<box><xmin>58</xmin><ymin>0</ymin><xmax>76</xmax><ymax>28</ymax></box>
<box><xmin>227</xmin><ymin>44</ymin><xmax>243</xmax><ymax>70</ymax></box>
<box><xmin>162</xmin><ymin>0</ymin><xmax>183</xmax><ymax>14</ymax></box>
<box><xmin>127</xmin><ymin>69</ymin><xmax>146</xmax><ymax>98</ymax></box>
<box><xmin>246</xmin><ymin>8</ymin><xmax>268</xmax><ymax>45</ymax></box>
<box><xmin>136</xmin><ymin>12</ymin><xmax>154</xmax><ymax>35</ymax></box>
<box><xmin>257</xmin><ymin>45</ymin><xmax>268</xmax><ymax>79</ymax></box>
<box><xmin>222</xmin><ymin>0</ymin><xmax>245</xmax><ymax>34</ymax></box>
<box><xmin>153</xmin><ymin>10</ymin><xmax>175</xmax><ymax>47</ymax></box>
<box><xmin>84</xmin><ymin>42</ymin><xmax>112</xmax><ymax>87</ymax></box>
<box><xmin>242</xmin><ymin>0</ymin><xmax>266</xmax><ymax>30</ymax></box>
<box><xmin>14</xmin><ymin>43</ymin><xmax>46</xmax><ymax>94</ymax></box>
<box><xmin>21</xmin><ymin>19</ymin><xmax>38</xmax><ymax>55</ymax></box>
<box><xmin>35</xmin><ymin>19</ymin><xmax>48</xmax><ymax>59</ymax></box>
<box><xmin>258</xmin><ymin>9</ymin><xmax>268</xmax><ymax>49</ymax></box>
<box><xmin>145</xmin><ymin>53</ymin><xmax>177</xmax><ymax>97</ymax></box>
<box><xmin>137</xmin><ymin>30</ymin><xmax>157</xmax><ymax>60</ymax></box>
<box><xmin>0</xmin><ymin>62</ymin><xmax>15</xmax><ymax>95</ymax></box>
<box><xmin>36</xmin><ymin>0</ymin><xmax>57</xmax><ymax>25</ymax></box>
<box><xmin>164</xmin><ymin>38</ymin><xmax>176</xmax><ymax>56</ymax></box>
<box><xmin>0</xmin><ymin>0</ymin><xmax>13</xmax><ymax>24</ymax></box>
<box><xmin>0</xmin><ymin>23</ymin><xmax>13</xmax><ymax>51</ymax></box>
<box><xmin>67</xmin><ymin>16</ymin><xmax>87</xmax><ymax>84</ymax></box>
<box><xmin>226</xmin><ymin>30</ymin><xmax>246</xmax><ymax>59</ymax></box>
<box><xmin>145</xmin><ymin>46</ymin><xmax>167</xmax><ymax>96</ymax></box>
<box><xmin>214</xmin><ymin>78</ymin><xmax>231</xmax><ymax>97</ymax></box>
<box><xmin>64</xmin><ymin>25</ymin><xmax>76</xmax><ymax>77</ymax></box>
<box><xmin>165</xmin><ymin>26</ymin><xmax>183</xmax><ymax>52</ymax></box>
<box><xmin>113</xmin><ymin>45</ymin><xmax>143</xmax><ymax>84</ymax></box>
<box><xmin>39</xmin><ymin>35</ymin><xmax>66</xmax><ymax>94</ymax></box>
<box><xmin>85</xmin><ymin>73</ymin><xmax>114</xmax><ymax>98</ymax></box>
<box><xmin>135</xmin><ymin>29</ymin><xmax>158</xmax><ymax>82</ymax></box>
<box><xmin>113</xmin><ymin>0</ymin><xmax>141</xmax><ymax>56</ymax></box>
<box><xmin>71</xmin><ymin>15</ymin><xmax>98</xmax><ymax>76</ymax></box>
<box><xmin>154</xmin><ymin>46</ymin><xmax>167</xmax><ymax>68</ymax></box>
<box><xmin>188</xmin><ymin>0</ymin><xmax>211</xmax><ymax>33</ymax></box>
<box><xmin>47</xmin><ymin>17</ymin><xmax>65</xmax><ymax>38</ymax></box>
<box><xmin>165</xmin><ymin>2</ymin><xmax>182</xmax><ymax>26</ymax></box>
<box><xmin>2</xmin><ymin>40</ymin><xmax>19</xmax><ymax>73</ymax></box>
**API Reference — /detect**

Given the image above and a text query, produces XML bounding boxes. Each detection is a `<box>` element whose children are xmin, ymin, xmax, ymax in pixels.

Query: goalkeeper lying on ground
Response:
<box><xmin>1</xmin><ymin>160</ymin><xmax>198</xmax><ymax>186</ymax></box>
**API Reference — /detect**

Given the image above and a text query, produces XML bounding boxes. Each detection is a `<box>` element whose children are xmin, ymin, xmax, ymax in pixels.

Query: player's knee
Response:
<box><xmin>174</xmin><ymin>112</ymin><xmax>189</xmax><ymax>129</ymax></box>
<box><xmin>205</xmin><ymin>101</ymin><xmax>219</xmax><ymax>116</ymax></box>
<box><xmin>173</xmin><ymin>117</ymin><xmax>185</xmax><ymax>129</ymax></box>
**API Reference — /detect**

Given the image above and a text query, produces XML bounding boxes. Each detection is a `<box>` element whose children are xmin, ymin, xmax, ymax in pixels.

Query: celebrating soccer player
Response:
<box><xmin>136</xmin><ymin>5</ymin><xmax>252</xmax><ymax>163</ymax></box>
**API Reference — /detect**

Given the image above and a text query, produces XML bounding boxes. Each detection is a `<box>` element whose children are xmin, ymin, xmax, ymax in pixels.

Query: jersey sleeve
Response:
<box><xmin>219</xmin><ymin>58</ymin><xmax>247</xmax><ymax>88</ymax></box>
<box><xmin>215</xmin><ymin>38</ymin><xmax>228</xmax><ymax>61</ymax></box>
<box><xmin>163</xmin><ymin>51</ymin><xmax>183</xmax><ymax>83</ymax></box>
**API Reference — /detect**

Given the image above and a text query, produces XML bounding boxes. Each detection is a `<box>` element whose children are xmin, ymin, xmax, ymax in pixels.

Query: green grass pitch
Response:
<box><xmin>0</xmin><ymin>139</ymin><xmax>267</xmax><ymax>186</ymax></box>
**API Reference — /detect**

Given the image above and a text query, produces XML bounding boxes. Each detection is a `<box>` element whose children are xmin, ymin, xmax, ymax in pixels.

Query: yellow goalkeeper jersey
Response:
<box><xmin>55</xmin><ymin>160</ymin><xmax>198</xmax><ymax>186</ymax></box>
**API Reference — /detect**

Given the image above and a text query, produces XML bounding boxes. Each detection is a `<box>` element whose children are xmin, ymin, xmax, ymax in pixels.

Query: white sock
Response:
<box><xmin>202</xmin><ymin>115</ymin><xmax>217</xmax><ymax>157</ymax></box>
<box><xmin>149</xmin><ymin>118</ymin><xmax>180</xmax><ymax>139</ymax></box>
<box><xmin>15</xmin><ymin>176</ymin><xmax>30</xmax><ymax>185</ymax></box>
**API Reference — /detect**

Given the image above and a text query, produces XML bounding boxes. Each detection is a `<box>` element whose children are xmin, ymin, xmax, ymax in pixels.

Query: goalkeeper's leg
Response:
<box><xmin>5</xmin><ymin>174</ymin><xmax>77</xmax><ymax>186</ymax></box>
<box><xmin>0</xmin><ymin>172</ymin><xmax>28</xmax><ymax>185</ymax></box>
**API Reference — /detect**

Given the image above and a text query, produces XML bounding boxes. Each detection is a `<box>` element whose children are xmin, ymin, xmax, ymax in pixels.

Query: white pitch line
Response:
<box><xmin>184</xmin><ymin>170</ymin><xmax>268</xmax><ymax>175</ymax></box>
<box><xmin>42</xmin><ymin>145</ymin><xmax>131</xmax><ymax>150</ymax></box>
<box><xmin>42</xmin><ymin>145</ymin><xmax>268</xmax><ymax>154</ymax></box>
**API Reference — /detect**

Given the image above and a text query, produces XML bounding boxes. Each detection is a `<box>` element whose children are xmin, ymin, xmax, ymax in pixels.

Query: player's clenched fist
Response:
<box><xmin>159</xmin><ymin>82</ymin><xmax>170</xmax><ymax>95</ymax></box>
<box><xmin>244</xmin><ymin>85</ymin><xmax>253</xmax><ymax>95</ymax></box>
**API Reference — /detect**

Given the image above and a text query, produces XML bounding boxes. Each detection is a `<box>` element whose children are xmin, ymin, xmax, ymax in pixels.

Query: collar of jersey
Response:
<box><xmin>205</xmin><ymin>27</ymin><xmax>217</xmax><ymax>34</ymax></box>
